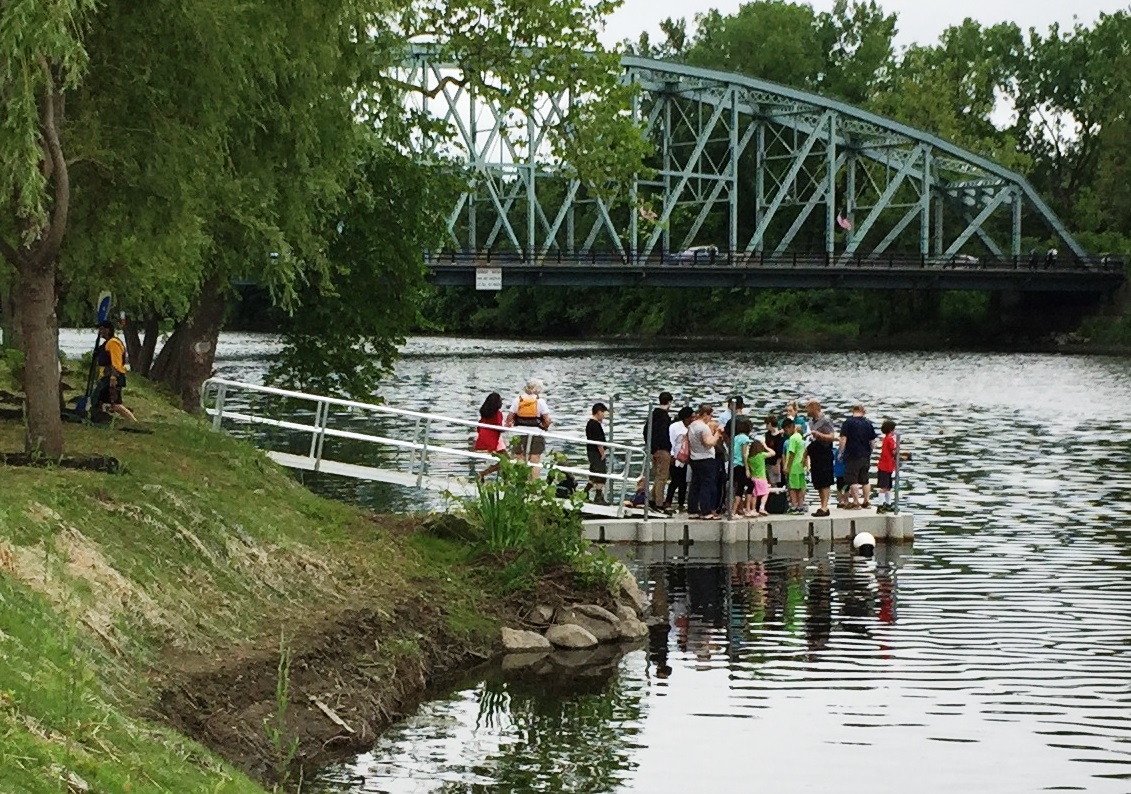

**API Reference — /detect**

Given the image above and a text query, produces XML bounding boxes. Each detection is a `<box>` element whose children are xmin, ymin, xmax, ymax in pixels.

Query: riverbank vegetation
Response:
<box><xmin>0</xmin><ymin>359</ymin><xmax>616</xmax><ymax>790</ymax></box>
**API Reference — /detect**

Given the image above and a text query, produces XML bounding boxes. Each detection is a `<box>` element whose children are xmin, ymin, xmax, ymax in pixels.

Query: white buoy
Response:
<box><xmin>853</xmin><ymin>531</ymin><xmax>876</xmax><ymax>558</ymax></box>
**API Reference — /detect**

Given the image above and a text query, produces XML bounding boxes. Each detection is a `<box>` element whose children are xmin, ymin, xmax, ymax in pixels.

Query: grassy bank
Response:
<box><xmin>0</xmin><ymin>360</ymin><xmax>528</xmax><ymax>791</ymax></box>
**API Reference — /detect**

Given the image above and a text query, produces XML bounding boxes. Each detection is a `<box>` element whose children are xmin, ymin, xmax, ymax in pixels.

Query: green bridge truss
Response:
<box><xmin>402</xmin><ymin>50</ymin><xmax>1124</xmax><ymax>291</ymax></box>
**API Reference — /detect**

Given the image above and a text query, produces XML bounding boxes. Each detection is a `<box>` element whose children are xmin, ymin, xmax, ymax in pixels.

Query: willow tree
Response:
<box><xmin>0</xmin><ymin>0</ymin><xmax>96</xmax><ymax>456</ymax></box>
<box><xmin>49</xmin><ymin>0</ymin><xmax>646</xmax><ymax>414</ymax></box>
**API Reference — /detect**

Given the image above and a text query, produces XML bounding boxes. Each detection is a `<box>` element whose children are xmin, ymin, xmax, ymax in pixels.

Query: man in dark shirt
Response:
<box><xmin>585</xmin><ymin>402</ymin><xmax>610</xmax><ymax>505</ymax></box>
<box><xmin>644</xmin><ymin>391</ymin><xmax>673</xmax><ymax>511</ymax></box>
<box><xmin>839</xmin><ymin>404</ymin><xmax>877</xmax><ymax>509</ymax></box>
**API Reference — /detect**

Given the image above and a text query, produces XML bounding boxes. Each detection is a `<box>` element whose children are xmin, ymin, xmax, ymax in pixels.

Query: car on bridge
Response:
<box><xmin>668</xmin><ymin>245</ymin><xmax>719</xmax><ymax>265</ymax></box>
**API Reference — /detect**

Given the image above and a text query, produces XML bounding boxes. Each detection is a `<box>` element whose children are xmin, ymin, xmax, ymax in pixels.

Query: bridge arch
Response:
<box><xmin>403</xmin><ymin>50</ymin><xmax>1121</xmax><ymax>292</ymax></box>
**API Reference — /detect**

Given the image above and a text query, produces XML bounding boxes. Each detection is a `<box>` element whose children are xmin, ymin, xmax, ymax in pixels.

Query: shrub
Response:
<box><xmin>463</xmin><ymin>455</ymin><xmax>618</xmax><ymax>591</ymax></box>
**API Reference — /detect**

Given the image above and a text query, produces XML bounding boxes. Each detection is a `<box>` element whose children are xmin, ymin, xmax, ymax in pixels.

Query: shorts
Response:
<box><xmin>767</xmin><ymin>464</ymin><xmax>782</xmax><ymax>486</ymax></box>
<box><xmin>877</xmin><ymin>470</ymin><xmax>893</xmax><ymax>489</ymax></box>
<box><xmin>844</xmin><ymin>458</ymin><xmax>870</xmax><ymax>486</ymax></box>
<box><xmin>809</xmin><ymin>445</ymin><xmax>835</xmax><ymax>489</ymax></box>
<box><xmin>588</xmin><ymin>455</ymin><xmax>607</xmax><ymax>484</ymax></box>
<box><xmin>512</xmin><ymin>433</ymin><xmax>546</xmax><ymax>456</ymax></box>
<box><xmin>732</xmin><ymin>465</ymin><xmax>751</xmax><ymax>495</ymax></box>
<box><xmin>788</xmin><ymin>471</ymin><xmax>806</xmax><ymax>491</ymax></box>
<box><xmin>96</xmin><ymin>375</ymin><xmax>124</xmax><ymax>406</ymax></box>
<box><xmin>751</xmin><ymin>477</ymin><xmax>770</xmax><ymax>497</ymax></box>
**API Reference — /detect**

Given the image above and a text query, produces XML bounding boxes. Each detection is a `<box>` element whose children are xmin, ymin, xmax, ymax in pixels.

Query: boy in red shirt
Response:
<box><xmin>876</xmin><ymin>420</ymin><xmax>898</xmax><ymax>513</ymax></box>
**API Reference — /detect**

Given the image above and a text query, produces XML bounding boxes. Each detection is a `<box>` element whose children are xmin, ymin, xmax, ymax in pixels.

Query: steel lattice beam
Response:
<box><xmin>401</xmin><ymin>48</ymin><xmax>1089</xmax><ymax>266</ymax></box>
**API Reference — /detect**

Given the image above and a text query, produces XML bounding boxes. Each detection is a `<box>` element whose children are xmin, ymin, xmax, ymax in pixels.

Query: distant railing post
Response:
<box><xmin>417</xmin><ymin>417</ymin><xmax>431</xmax><ymax>488</ymax></box>
<box><xmin>313</xmin><ymin>400</ymin><xmax>330</xmax><ymax>472</ymax></box>
<box><xmin>643</xmin><ymin>400</ymin><xmax>654</xmax><ymax>521</ymax></box>
<box><xmin>409</xmin><ymin>416</ymin><xmax>422</xmax><ymax>475</ymax></box>
<box><xmin>308</xmin><ymin>400</ymin><xmax>324</xmax><ymax>461</ymax></box>
<box><xmin>893</xmin><ymin>432</ymin><xmax>902</xmax><ymax>514</ymax></box>
<box><xmin>211</xmin><ymin>383</ymin><xmax>227</xmax><ymax>432</ymax></box>
<box><xmin>616</xmin><ymin>450</ymin><xmax>629</xmax><ymax>518</ymax></box>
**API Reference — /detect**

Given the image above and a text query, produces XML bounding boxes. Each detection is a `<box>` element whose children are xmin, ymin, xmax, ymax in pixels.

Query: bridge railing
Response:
<box><xmin>200</xmin><ymin>377</ymin><xmax>648</xmax><ymax>514</ymax></box>
<box><xmin>425</xmin><ymin>248</ymin><xmax>1125</xmax><ymax>274</ymax></box>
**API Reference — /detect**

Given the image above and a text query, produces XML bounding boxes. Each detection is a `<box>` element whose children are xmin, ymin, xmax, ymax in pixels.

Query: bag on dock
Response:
<box><xmin>766</xmin><ymin>489</ymin><xmax>789</xmax><ymax>514</ymax></box>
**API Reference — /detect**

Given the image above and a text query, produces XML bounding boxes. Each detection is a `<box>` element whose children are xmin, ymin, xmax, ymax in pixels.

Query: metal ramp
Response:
<box><xmin>200</xmin><ymin>378</ymin><xmax>646</xmax><ymax>518</ymax></box>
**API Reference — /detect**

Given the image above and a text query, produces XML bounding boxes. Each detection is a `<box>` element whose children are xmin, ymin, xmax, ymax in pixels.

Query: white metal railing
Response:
<box><xmin>200</xmin><ymin>377</ymin><xmax>646</xmax><ymax>514</ymax></box>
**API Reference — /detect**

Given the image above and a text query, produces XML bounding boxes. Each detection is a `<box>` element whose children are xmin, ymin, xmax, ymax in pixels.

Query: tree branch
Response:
<box><xmin>387</xmin><ymin>73</ymin><xmax>471</xmax><ymax>100</ymax></box>
<box><xmin>0</xmin><ymin>235</ymin><xmax>19</xmax><ymax>269</ymax></box>
<box><xmin>30</xmin><ymin>56</ymin><xmax>70</xmax><ymax>271</ymax></box>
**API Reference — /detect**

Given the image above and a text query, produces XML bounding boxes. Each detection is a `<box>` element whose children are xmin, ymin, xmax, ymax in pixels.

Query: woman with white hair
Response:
<box><xmin>506</xmin><ymin>377</ymin><xmax>552</xmax><ymax>474</ymax></box>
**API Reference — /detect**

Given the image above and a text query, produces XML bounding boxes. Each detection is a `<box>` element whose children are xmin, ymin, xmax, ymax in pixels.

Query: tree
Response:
<box><xmin>0</xmin><ymin>0</ymin><xmax>96</xmax><ymax>456</ymax></box>
<box><xmin>137</xmin><ymin>0</ymin><xmax>647</xmax><ymax>408</ymax></box>
<box><xmin>1012</xmin><ymin>12</ymin><xmax>1131</xmax><ymax>222</ymax></box>
<box><xmin>268</xmin><ymin>145</ymin><xmax>462</xmax><ymax>396</ymax></box>
<box><xmin>815</xmin><ymin>0</ymin><xmax>897</xmax><ymax>106</ymax></box>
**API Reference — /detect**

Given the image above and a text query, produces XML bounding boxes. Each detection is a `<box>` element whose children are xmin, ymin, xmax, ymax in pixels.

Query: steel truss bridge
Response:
<box><xmin>403</xmin><ymin>51</ymin><xmax>1124</xmax><ymax>293</ymax></box>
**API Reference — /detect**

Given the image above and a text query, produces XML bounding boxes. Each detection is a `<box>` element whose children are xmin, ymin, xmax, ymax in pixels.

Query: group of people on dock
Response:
<box><xmin>473</xmin><ymin>379</ymin><xmax>903</xmax><ymax>519</ymax></box>
<box><xmin>647</xmin><ymin>394</ymin><xmax>901</xmax><ymax>519</ymax></box>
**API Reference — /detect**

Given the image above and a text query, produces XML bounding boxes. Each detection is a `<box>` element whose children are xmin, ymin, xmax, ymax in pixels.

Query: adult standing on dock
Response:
<box><xmin>506</xmin><ymin>378</ymin><xmax>552</xmax><ymax>475</ymax></box>
<box><xmin>687</xmin><ymin>404</ymin><xmax>723</xmax><ymax>519</ymax></box>
<box><xmin>646</xmin><ymin>392</ymin><xmax>674</xmax><ymax>512</ymax></box>
<box><xmin>806</xmin><ymin>399</ymin><xmax>836</xmax><ymax>517</ymax></box>
<box><xmin>839</xmin><ymin>404</ymin><xmax>877</xmax><ymax>509</ymax></box>
<box><xmin>665</xmin><ymin>406</ymin><xmax>694</xmax><ymax>513</ymax></box>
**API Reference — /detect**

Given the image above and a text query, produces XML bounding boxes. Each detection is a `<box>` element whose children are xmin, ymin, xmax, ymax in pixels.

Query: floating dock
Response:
<box><xmin>582</xmin><ymin>507</ymin><xmax>912</xmax><ymax>546</ymax></box>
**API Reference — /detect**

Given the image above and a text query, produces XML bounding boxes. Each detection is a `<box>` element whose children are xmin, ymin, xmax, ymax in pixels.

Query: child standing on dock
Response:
<box><xmin>730</xmin><ymin>418</ymin><xmax>754</xmax><ymax>516</ymax></box>
<box><xmin>748</xmin><ymin>439</ymin><xmax>775</xmax><ymax>516</ymax></box>
<box><xmin>876</xmin><ymin>419</ymin><xmax>898</xmax><ymax>513</ymax></box>
<box><xmin>782</xmin><ymin>418</ymin><xmax>807</xmax><ymax>514</ymax></box>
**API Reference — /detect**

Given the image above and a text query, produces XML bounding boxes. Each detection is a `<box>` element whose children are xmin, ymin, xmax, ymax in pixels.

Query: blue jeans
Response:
<box><xmin>688</xmin><ymin>458</ymin><xmax>718</xmax><ymax>516</ymax></box>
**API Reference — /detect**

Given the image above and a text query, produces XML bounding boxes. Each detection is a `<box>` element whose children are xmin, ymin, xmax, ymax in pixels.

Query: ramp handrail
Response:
<box><xmin>200</xmin><ymin>377</ymin><xmax>645</xmax><ymax>512</ymax></box>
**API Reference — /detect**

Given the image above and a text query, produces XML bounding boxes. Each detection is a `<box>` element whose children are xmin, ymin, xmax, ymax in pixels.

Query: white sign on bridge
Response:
<box><xmin>475</xmin><ymin>267</ymin><xmax>503</xmax><ymax>291</ymax></box>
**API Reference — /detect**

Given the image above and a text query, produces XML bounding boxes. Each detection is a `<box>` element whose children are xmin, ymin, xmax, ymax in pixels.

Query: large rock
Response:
<box><xmin>617</xmin><ymin>618</ymin><xmax>649</xmax><ymax>640</ymax></box>
<box><xmin>554</xmin><ymin>606</ymin><xmax>619</xmax><ymax>642</ymax></box>
<box><xmin>573</xmin><ymin>603</ymin><xmax>620</xmax><ymax>624</ymax></box>
<box><xmin>501</xmin><ymin>627</ymin><xmax>552</xmax><ymax>653</ymax></box>
<box><xmin>529</xmin><ymin>604</ymin><xmax>555</xmax><ymax>625</ymax></box>
<box><xmin>615</xmin><ymin>604</ymin><xmax>637</xmax><ymax>623</ymax></box>
<box><xmin>545</xmin><ymin>623</ymin><xmax>599</xmax><ymax>649</ymax></box>
<box><xmin>616</xmin><ymin>569</ymin><xmax>648</xmax><ymax>617</ymax></box>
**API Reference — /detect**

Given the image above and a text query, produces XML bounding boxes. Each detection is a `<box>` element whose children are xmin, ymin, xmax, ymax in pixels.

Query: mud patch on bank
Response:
<box><xmin>157</xmin><ymin>598</ymin><xmax>498</xmax><ymax>783</ymax></box>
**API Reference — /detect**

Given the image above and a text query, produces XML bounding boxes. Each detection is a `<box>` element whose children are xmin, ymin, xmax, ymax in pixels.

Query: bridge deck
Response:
<box><xmin>428</xmin><ymin>255</ymin><xmax>1124</xmax><ymax>292</ymax></box>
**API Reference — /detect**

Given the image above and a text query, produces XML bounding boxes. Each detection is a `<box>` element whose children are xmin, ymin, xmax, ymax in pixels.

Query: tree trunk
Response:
<box><xmin>150</xmin><ymin>274</ymin><xmax>226</xmax><ymax>413</ymax></box>
<box><xmin>123</xmin><ymin>313</ymin><xmax>159</xmax><ymax>377</ymax></box>
<box><xmin>17</xmin><ymin>263</ymin><xmax>63</xmax><ymax>456</ymax></box>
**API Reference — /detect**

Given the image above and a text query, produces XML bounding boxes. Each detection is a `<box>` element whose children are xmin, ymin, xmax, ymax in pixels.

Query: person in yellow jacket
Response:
<box><xmin>505</xmin><ymin>377</ymin><xmax>551</xmax><ymax>476</ymax></box>
<box><xmin>95</xmin><ymin>321</ymin><xmax>136</xmax><ymax>422</ymax></box>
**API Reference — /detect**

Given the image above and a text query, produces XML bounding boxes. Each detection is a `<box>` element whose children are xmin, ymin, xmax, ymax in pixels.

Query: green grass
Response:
<box><xmin>0</xmin><ymin>362</ymin><xmax>502</xmax><ymax>792</ymax></box>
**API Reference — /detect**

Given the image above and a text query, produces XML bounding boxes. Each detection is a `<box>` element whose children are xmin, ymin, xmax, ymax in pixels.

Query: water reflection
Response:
<box><xmin>312</xmin><ymin>650</ymin><xmax>645</xmax><ymax>794</ymax></box>
<box><xmin>311</xmin><ymin>545</ymin><xmax>913</xmax><ymax>794</ymax></box>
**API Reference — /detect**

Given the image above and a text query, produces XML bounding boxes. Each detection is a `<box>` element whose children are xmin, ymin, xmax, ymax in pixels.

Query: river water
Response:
<box><xmin>61</xmin><ymin>331</ymin><xmax>1131</xmax><ymax>792</ymax></box>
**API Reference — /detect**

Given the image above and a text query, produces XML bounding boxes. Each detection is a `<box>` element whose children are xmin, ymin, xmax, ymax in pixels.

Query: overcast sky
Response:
<box><xmin>602</xmin><ymin>0</ymin><xmax>1127</xmax><ymax>49</ymax></box>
